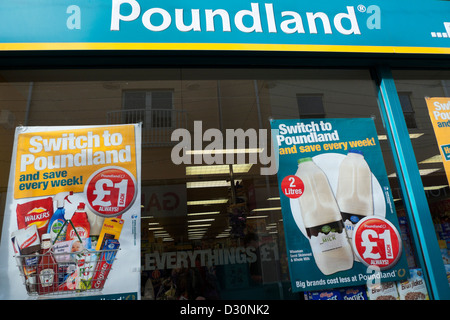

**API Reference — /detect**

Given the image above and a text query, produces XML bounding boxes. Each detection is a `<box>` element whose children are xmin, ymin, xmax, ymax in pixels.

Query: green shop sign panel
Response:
<box><xmin>1</xmin><ymin>0</ymin><xmax>450</xmax><ymax>54</ymax></box>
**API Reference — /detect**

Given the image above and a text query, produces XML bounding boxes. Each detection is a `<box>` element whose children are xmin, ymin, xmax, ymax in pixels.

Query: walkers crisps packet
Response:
<box><xmin>16</xmin><ymin>197</ymin><xmax>53</xmax><ymax>239</ymax></box>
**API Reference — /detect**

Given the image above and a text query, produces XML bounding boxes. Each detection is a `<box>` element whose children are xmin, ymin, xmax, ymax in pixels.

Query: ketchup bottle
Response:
<box><xmin>37</xmin><ymin>233</ymin><xmax>58</xmax><ymax>295</ymax></box>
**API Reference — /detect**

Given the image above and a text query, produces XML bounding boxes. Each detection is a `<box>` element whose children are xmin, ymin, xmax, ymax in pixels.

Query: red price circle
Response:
<box><xmin>281</xmin><ymin>175</ymin><xmax>304</xmax><ymax>199</ymax></box>
<box><xmin>352</xmin><ymin>216</ymin><xmax>402</xmax><ymax>270</ymax></box>
<box><xmin>84</xmin><ymin>166</ymin><xmax>137</xmax><ymax>217</ymax></box>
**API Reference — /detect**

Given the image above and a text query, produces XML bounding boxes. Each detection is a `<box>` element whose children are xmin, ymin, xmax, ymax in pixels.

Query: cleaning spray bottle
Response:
<box><xmin>66</xmin><ymin>202</ymin><xmax>90</xmax><ymax>241</ymax></box>
<box><xmin>47</xmin><ymin>191</ymin><xmax>73</xmax><ymax>242</ymax></box>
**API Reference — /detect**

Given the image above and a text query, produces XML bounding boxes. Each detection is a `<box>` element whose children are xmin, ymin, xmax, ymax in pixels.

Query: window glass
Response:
<box><xmin>398</xmin><ymin>92</ymin><xmax>417</xmax><ymax>128</ymax></box>
<box><xmin>0</xmin><ymin>68</ymin><xmax>411</xmax><ymax>300</ymax></box>
<box><xmin>121</xmin><ymin>90</ymin><xmax>174</xmax><ymax>129</ymax></box>
<box><xmin>297</xmin><ymin>95</ymin><xmax>325</xmax><ymax>118</ymax></box>
<box><xmin>392</xmin><ymin>70</ymin><xmax>450</xmax><ymax>285</ymax></box>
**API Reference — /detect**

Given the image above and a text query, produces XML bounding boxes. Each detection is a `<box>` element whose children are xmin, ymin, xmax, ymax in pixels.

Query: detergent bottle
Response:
<box><xmin>66</xmin><ymin>202</ymin><xmax>90</xmax><ymax>241</ymax></box>
<box><xmin>47</xmin><ymin>191</ymin><xmax>73</xmax><ymax>242</ymax></box>
<box><xmin>295</xmin><ymin>157</ymin><xmax>353</xmax><ymax>275</ymax></box>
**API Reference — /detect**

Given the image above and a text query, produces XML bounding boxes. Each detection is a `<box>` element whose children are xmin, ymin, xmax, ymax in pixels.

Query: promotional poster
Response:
<box><xmin>425</xmin><ymin>97</ymin><xmax>450</xmax><ymax>185</ymax></box>
<box><xmin>0</xmin><ymin>124</ymin><xmax>141</xmax><ymax>300</ymax></box>
<box><xmin>270</xmin><ymin>118</ymin><xmax>409</xmax><ymax>292</ymax></box>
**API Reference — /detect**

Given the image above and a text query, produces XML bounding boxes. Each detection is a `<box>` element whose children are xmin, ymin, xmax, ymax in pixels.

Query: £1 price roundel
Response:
<box><xmin>84</xmin><ymin>166</ymin><xmax>137</xmax><ymax>217</ymax></box>
<box><xmin>352</xmin><ymin>216</ymin><xmax>402</xmax><ymax>270</ymax></box>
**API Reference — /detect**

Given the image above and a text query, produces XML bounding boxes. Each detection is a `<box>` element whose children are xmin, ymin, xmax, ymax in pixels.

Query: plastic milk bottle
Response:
<box><xmin>295</xmin><ymin>157</ymin><xmax>353</xmax><ymax>275</ymax></box>
<box><xmin>336</xmin><ymin>149</ymin><xmax>373</xmax><ymax>260</ymax></box>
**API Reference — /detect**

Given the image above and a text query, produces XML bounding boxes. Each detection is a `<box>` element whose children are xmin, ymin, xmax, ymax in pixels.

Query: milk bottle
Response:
<box><xmin>336</xmin><ymin>149</ymin><xmax>373</xmax><ymax>260</ymax></box>
<box><xmin>295</xmin><ymin>157</ymin><xmax>353</xmax><ymax>275</ymax></box>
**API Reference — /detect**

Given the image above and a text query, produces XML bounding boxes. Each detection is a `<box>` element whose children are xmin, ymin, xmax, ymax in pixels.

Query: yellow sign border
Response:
<box><xmin>0</xmin><ymin>43</ymin><xmax>450</xmax><ymax>55</ymax></box>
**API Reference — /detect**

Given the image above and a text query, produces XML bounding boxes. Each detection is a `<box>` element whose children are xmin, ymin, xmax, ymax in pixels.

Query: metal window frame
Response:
<box><xmin>374</xmin><ymin>66</ymin><xmax>450</xmax><ymax>300</ymax></box>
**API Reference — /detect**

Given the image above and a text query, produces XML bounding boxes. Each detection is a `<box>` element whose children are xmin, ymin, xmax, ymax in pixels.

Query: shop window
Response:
<box><xmin>0</xmin><ymin>68</ymin><xmax>423</xmax><ymax>301</ymax></box>
<box><xmin>296</xmin><ymin>94</ymin><xmax>325</xmax><ymax>118</ymax></box>
<box><xmin>122</xmin><ymin>90</ymin><xmax>174</xmax><ymax>128</ymax></box>
<box><xmin>398</xmin><ymin>92</ymin><xmax>417</xmax><ymax>128</ymax></box>
<box><xmin>393</xmin><ymin>70</ymin><xmax>450</xmax><ymax>295</ymax></box>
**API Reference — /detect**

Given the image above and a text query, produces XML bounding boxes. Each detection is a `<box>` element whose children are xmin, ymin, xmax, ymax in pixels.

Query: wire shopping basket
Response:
<box><xmin>14</xmin><ymin>219</ymin><xmax>120</xmax><ymax>297</ymax></box>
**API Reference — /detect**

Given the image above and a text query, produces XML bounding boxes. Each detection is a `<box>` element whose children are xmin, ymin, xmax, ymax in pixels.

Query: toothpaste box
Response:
<box><xmin>91</xmin><ymin>239</ymin><xmax>120</xmax><ymax>290</ymax></box>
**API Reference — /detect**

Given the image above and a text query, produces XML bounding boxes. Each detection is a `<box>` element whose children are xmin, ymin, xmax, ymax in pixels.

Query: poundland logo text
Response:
<box><xmin>111</xmin><ymin>1</ymin><xmax>381</xmax><ymax>35</ymax></box>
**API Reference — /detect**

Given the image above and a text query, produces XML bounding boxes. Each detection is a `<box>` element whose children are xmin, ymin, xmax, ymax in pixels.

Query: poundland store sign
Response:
<box><xmin>111</xmin><ymin>3</ymin><xmax>364</xmax><ymax>35</ymax></box>
<box><xmin>1</xmin><ymin>0</ymin><xmax>450</xmax><ymax>54</ymax></box>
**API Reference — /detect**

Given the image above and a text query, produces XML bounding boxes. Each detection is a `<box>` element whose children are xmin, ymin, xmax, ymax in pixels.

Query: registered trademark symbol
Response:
<box><xmin>398</xmin><ymin>268</ymin><xmax>406</xmax><ymax>278</ymax></box>
<box><xmin>357</xmin><ymin>5</ymin><xmax>366</xmax><ymax>13</ymax></box>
